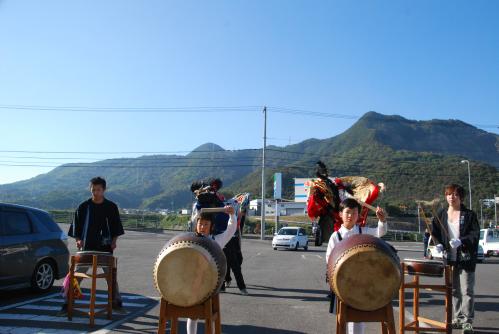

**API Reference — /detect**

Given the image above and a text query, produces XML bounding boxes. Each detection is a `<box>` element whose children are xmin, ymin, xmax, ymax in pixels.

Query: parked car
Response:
<box><xmin>272</xmin><ymin>227</ymin><xmax>308</xmax><ymax>251</ymax></box>
<box><xmin>0</xmin><ymin>203</ymin><xmax>69</xmax><ymax>292</ymax></box>
<box><xmin>479</xmin><ymin>228</ymin><xmax>499</xmax><ymax>257</ymax></box>
<box><xmin>427</xmin><ymin>235</ymin><xmax>485</xmax><ymax>263</ymax></box>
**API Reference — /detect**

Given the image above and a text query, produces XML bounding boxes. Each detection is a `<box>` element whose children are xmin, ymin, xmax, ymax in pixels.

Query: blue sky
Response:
<box><xmin>0</xmin><ymin>0</ymin><xmax>498</xmax><ymax>184</ymax></box>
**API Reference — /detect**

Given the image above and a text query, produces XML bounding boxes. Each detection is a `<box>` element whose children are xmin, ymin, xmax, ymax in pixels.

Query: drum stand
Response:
<box><xmin>399</xmin><ymin>263</ymin><xmax>452</xmax><ymax>333</ymax></box>
<box><xmin>67</xmin><ymin>254</ymin><xmax>116</xmax><ymax>326</ymax></box>
<box><xmin>157</xmin><ymin>294</ymin><xmax>221</xmax><ymax>334</ymax></box>
<box><xmin>336</xmin><ymin>300</ymin><xmax>396</xmax><ymax>334</ymax></box>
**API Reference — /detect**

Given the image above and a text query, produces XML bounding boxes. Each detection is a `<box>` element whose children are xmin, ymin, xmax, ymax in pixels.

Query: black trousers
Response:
<box><xmin>223</xmin><ymin>237</ymin><xmax>246</xmax><ymax>290</ymax></box>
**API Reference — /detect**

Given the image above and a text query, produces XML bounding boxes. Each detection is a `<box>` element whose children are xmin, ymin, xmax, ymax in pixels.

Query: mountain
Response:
<box><xmin>355</xmin><ymin>112</ymin><xmax>499</xmax><ymax>166</ymax></box>
<box><xmin>0</xmin><ymin>113</ymin><xmax>497</xmax><ymax>210</ymax></box>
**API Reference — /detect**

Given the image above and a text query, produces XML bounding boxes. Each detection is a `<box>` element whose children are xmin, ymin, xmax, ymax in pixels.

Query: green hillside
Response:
<box><xmin>0</xmin><ymin>112</ymin><xmax>497</xmax><ymax>211</ymax></box>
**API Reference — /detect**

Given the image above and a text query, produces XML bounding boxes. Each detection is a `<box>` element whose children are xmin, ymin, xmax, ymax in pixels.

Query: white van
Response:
<box><xmin>479</xmin><ymin>228</ymin><xmax>499</xmax><ymax>257</ymax></box>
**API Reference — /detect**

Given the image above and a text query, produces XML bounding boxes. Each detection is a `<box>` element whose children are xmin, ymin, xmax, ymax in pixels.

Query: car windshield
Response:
<box><xmin>278</xmin><ymin>229</ymin><xmax>297</xmax><ymax>236</ymax></box>
<box><xmin>487</xmin><ymin>229</ymin><xmax>499</xmax><ymax>241</ymax></box>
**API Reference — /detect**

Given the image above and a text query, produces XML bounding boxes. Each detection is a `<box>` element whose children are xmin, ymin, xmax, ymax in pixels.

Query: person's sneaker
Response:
<box><xmin>451</xmin><ymin>321</ymin><xmax>463</xmax><ymax>329</ymax></box>
<box><xmin>56</xmin><ymin>304</ymin><xmax>68</xmax><ymax>317</ymax></box>
<box><xmin>225</xmin><ymin>280</ymin><xmax>232</xmax><ymax>288</ymax></box>
<box><xmin>462</xmin><ymin>322</ymin><xmax>473</xmax><ymax>333</ymax></box>
<box><xmin>239</xmin><ymin>288</ymin><xmax>249</xmax><ymax>296</ymax></box>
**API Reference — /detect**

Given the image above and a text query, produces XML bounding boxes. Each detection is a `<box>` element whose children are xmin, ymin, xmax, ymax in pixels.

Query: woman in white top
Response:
<box><xmin>187</xmin><ymin>205</ymin><xmax>237</xmax><ymax>334</ymax></box>
<box><xmin>431</xmin><ymin>184</ymin><xmax>479</xmax><ymax>334</ymax></box>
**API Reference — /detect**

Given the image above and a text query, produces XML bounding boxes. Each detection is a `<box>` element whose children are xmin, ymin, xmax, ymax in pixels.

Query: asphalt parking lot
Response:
<box><xmin>1</xmin><ymin>226</ymin><xmax>498</xmax><ymax>334</ymax></box>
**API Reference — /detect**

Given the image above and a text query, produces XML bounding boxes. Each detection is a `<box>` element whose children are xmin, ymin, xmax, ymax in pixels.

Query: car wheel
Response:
<box><xmin>273</xmin><ymin>247</ymin><xmax>277</xmax><ymax>250</ymax></box>
<box><xmin>31</xmin><ymin>260</ymin><xmax>55</xmax><ymax>292</ymax></box>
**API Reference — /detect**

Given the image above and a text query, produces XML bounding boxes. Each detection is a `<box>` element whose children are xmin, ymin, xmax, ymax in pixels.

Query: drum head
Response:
<box><xmin>333</xmin><ymin>247</ymin><xmax>401</xmax><ymax>311</ymax></box>
<box><xmin>154</xmin><ymin>234</ymin><xmax>226</xmax><ymax>307</ymax></box>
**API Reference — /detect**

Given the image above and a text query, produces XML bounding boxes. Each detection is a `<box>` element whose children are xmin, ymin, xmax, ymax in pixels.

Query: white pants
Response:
<box><xmin>188</xmin><ymin>318</ymin><xmax>211</xmax><ymax>334</ymax></box>
<box><xmin>186</xmin><ymin>318</ymin><xmax>197</xmax><ymax>334</ymax></box>
<box><xmin>347</xmin><ymin>322</ymin><xmax>365</xmax><ymax>334</ymax></box>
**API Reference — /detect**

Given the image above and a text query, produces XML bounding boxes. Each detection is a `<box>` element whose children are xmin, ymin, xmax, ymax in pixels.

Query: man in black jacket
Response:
<box><xmin>59</xmin><ymin>177</ymin><xmax>125</xmax><ymax>315</ymax></box>
<box><xmin>432</xmin><ymin>184</ymin><xmax>479</xmax><ymax>334</ymax></box>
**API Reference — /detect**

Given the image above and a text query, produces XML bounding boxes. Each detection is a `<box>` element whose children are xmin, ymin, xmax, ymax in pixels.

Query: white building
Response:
<box><xmin>249</xmin><ymin>199</ymin><xmax>306</xmax><ymax>216</ymax></box>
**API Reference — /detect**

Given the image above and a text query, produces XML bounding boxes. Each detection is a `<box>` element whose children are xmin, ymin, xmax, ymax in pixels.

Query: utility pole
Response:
<box><xmin>495</xmin><ymin>194</ymin><xmax>498</xmax><ymax>227</ymax></box>
<box><xmin>480</xmin><ymin>199</ymin><xmax>484</xmax><ymax>229</ymax></box>
<box><xmin>275</xmin><ymin>199</ymin><xmax>280</xmax><ymax>234</ymax></box>
<box><xmin>260</xmin><ymin>106</ymin><xmax>267</xmax><ymax>240</ymax></box>
<box><xmin>417</xmin><ymin>203</ymin><xmax>421</xmax><ymax>235</ymax></box>
<box><xmin>461</xmin><ymin>160</ymin><xmax>472</xmax><ymax>209</ymax></box>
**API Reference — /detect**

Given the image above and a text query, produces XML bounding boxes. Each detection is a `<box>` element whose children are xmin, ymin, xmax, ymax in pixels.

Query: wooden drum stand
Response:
<box><xmin>157</xmin><ymin>294</ymin><xmax>221</xmax><ymax>334</ymax></box>
<box><xmin>399</xmin><ymin>259</ymin><xmax>452</xmax><ymax>334</ymax></box>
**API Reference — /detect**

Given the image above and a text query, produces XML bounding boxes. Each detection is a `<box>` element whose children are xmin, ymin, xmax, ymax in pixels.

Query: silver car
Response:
<box><xmin>0</xmin><ymin>203</ymin><xmax>69</xmax><ymax>292</ymax></box>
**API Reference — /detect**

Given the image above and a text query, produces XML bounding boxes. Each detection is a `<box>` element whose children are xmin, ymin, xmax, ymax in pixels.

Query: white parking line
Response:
<box><xmin>17</xmin><ymin>305</ymin><xmax>61</xmax><ymax>311</ymax></box>
<box><xmin>94</xmin><ymin>294</ymin><xmax>150</xmax><ymax>300</ymax></box>
<box><xmin>0</xmin><ymin>326</ymin><xmax>86</xmax><ymax>334</ymax></box>
<box><xmin>44</xmin><ymin>298</ymin><xmax>147</xmax><ymax>308</ymax></box>
<box><xmin>393</xmin><ymin>306</ymin><xmax>431</xmax><ymax>329</ymax></box>
<box><xmin>301</xmin><ymin>255</ymin><xmax>306</xmax><ymax>259</ymax></box>
<box><xmin>90</xmin><ymin>297</ymin><xmax>160</xmax><ymax>334</ymax></box>
<box><xmin>315</xmin><ymin>255</ymin><xmax>323</xmax><ymax>259</ymax></box>
<box><xmin>0</xmin><ymin>313</ymin><xmax>112</xmax><ymax>326</ymax></box>
<box><xmin>0</xmin><ymin>293</ymin><xmax>59</xmax><ymax>312</ymax></box>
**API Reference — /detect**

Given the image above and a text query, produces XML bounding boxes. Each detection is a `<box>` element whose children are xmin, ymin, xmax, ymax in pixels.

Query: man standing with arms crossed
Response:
<box><xmin>59</xmin><ymin>177</ymin><xmax>125</xmax><ymax>315</ymax></box>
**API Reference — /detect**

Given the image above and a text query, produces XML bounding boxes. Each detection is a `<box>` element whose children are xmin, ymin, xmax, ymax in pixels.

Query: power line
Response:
<box><xmin>0</xmin><ymin>105</ymin><xmax>261</xmax><ymax>113</ymax></box>
<box><xmin>1</xmin><ymin>103</ymin><xmax>497</xmax><ymax>128</ymax></box>
<box><xmin>0</xmin><ymin>148</ymin><xmax>259</xmax><ymax>154</ymax></box>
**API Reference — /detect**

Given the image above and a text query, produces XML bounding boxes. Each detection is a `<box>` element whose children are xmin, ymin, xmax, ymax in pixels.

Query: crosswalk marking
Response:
<box><xmin>0</xmin><ymin>293</ymin><xmax>59</xmax><ymax>312</ymax></box>
<box><xmin>0</xmin><ymin>313</ymin><xmax>112</xmax><ymax>326</ymax></box>
<box><xmin>17</xmin><ymin>305</ymin><xmax>61</xmax><ymax>311</ymax></box>
<box><xmin>94</xmin><ymin>293</ymin><xmax>150</xmax><ymax>300</ymax></box>
<box><xmin>44</xmin><ymin>298</ymin><xmax>147</xmax><ymax>308</ymax></box>
<box><xmin>0</xmin><ymin>326</ymin><xmax>86</xmax><ymax>334</ymax></box>
<box><xmin>0</xmin><ymin>292</ymin><xmax>158</xmax><ymax>334</ymax></box>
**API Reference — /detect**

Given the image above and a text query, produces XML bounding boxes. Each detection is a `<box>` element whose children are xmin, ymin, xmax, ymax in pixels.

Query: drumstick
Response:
<box><xmin>199</xmin><ymin>207</ymin><xmax>227</xmax><ymax>213</ymax></box>
<box><xmin>419</xmin><ymin>204</ymin><xmax>449</xmax><ymax>239</ymax></box>
<box><xmin>344</xmin><ymin>192</ymin><xmax>377</xmax><ymax>213</ymax></box>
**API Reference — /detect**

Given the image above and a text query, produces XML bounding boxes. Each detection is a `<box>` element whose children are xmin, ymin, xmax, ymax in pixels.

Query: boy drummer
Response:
<box><xmin>325</xmin><ymin>198</ymin><xmax>388</xmax><ymax>334</ymax></box>
<box><xmin>187</xmin><ymin>205</ymin><xmax>236</xmax><ymax>334</ymax></box>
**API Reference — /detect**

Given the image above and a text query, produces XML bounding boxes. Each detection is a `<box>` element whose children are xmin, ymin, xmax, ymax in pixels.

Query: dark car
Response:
<box><xmin>0</xmin><ymin>203</ymin><xmax>69</xmax><ymax>292</ymax></box>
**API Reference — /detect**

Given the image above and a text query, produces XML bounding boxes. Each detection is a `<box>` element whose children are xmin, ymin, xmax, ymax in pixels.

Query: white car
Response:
<box><xmin>480</xmin><ymin>228</ymin><xmax>499</xmax><ymax>257</ymax></box>
<box><xmin>272</xmin><ymin>227</ymin><xmax>308</xmax><ymax>251</ymax></box>
<box><xmin>427</xmin><ymin>236</ymin><xmax>485</xmax><ymax>262</ymax></box>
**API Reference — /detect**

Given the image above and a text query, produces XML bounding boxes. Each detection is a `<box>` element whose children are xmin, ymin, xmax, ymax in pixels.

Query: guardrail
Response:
<box><xmin>51</xmin><ymin>210</ymin><xmax>424</xmax><ymax>241</ymax></box>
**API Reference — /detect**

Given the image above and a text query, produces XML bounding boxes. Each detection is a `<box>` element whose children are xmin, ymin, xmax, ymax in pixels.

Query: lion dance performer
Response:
<box><xmin>306</xmin><ymin>161</ymin><xmax>385</xmax><ymax>245</ymax></box>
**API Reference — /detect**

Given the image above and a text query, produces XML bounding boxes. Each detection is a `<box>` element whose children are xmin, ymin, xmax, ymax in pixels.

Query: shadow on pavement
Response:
<box><xmin>114</xmin><ymin>316</ymin><xmax>308</xmax><ymax>334</ymax></box>
<box><xmin>0</xmin><ymin>286</ymin><xmax>60</xmax><ymax>307</ymax></box>
<box><xmin>219</xmin><ymin>284</ymin><xmax>328</xmax><ymax>302</ymax></box>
